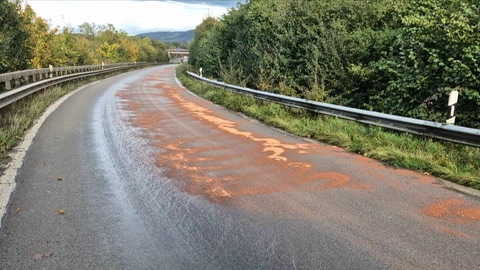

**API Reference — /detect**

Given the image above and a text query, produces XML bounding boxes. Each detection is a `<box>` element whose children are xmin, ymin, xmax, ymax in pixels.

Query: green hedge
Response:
<box><xmin>189</xmin><ymin>0</ymin><xmax>480</xmax><ymax>128</ymax></box>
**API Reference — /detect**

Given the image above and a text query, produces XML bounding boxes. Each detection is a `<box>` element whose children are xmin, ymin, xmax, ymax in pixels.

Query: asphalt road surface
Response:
<box><xmin>0</xmin><ymin>65</ymin><xmax>479</xmax><ymax>269</ymax></box>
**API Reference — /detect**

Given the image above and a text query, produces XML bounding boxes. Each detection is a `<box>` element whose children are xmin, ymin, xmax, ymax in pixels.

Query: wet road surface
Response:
<box><xmin>0</xmin><ymin>65</ymin><xmax>479</xmax><ymax>269</ymax></box>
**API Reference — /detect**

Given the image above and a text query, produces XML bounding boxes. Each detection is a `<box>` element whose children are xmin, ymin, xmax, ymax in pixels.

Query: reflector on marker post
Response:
<box><xmin>446</xmin><ymin>90</ymin><xmax>459</xmax><ymax>124</ymax></box>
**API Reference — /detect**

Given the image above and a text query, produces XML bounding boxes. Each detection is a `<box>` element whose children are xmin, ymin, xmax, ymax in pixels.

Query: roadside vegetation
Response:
<box><xmin>177</xmin><ymin>64</ymin><xmax>480</xmax><ymax>190</ymax></box>
<box><xmin>0</xmin><ymin>1</ymin><xmax>169</xmax><ymax>77</ymax></box>
<box><xmin>189</xmin><ymin>0</ymin><xmax>480</xmax><ymax>129</ymax></box>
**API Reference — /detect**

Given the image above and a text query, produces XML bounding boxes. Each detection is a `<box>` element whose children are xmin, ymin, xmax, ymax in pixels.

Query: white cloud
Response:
<box><xmin>24</xmin><ymin>0</ymin><xmax>230</xmax><ymax>34</ymax></box>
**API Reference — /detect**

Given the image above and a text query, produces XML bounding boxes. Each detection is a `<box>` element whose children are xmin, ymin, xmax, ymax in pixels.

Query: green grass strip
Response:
<box><xmin>176</xmin><ymin>65</ymin><xmax>480</xmax><ymax>190</ymax></box>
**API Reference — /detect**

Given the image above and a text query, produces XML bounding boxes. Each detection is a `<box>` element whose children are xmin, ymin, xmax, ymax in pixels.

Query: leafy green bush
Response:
<box><xmin>190</xmin><ymin>0</ymin><xmax>480</xmax><ymax>128</ymax></box>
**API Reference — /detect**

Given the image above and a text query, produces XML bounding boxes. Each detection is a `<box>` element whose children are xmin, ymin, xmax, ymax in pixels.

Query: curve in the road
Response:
<box><xmin>0</xmin><ymin>65</ymin><xmax>479</xmax><ymax>269</ymax></box>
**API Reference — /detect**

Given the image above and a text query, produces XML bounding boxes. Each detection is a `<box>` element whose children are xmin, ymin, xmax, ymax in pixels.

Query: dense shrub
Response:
<box><xmin>189</xmin><ymin>0</ymin><xmax>480</xmax><ymax>128</ymax></box>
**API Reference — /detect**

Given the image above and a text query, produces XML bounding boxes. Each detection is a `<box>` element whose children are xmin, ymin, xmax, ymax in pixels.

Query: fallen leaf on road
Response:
<box><xmin>56</xmin><ymin>176</ymin><xmax>63</xmax><ymax>181</ymax></box>
<box><xmin>57</xmin><ymin>209</ymin><xmax>65</xmax><ymax>215</ymax></box>
<box><xmin>44</xmin><ymin>251</ymin><xmax>53</xmax><ymax>257</ymax></box>
<box><xmin>33</xmin><ymin>251</ymin><xmax>53</xmax><ymax>261</ymax></box>
<box><xmin>15</xmin><ymin>208</ymin><xmax>21</xmax><ymax>212</ymax></box>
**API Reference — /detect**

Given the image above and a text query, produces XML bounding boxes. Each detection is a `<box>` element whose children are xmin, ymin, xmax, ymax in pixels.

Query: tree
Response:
<box><xmin>189</xmin><ymin>17</ymin><xmax>220</xmax><ymax>67</ymax></box>
<box><xmin>75</xmin><ymin>34</ymin><xmax>96</xmax><ymax>65</ymax></box>
<box><xmin>50</xmin><ymin>27</ymin><xmax>80</xmax><ymax>66</ymax></box>
<box><xmin>367</xmin><ymin>0</ymin><xmax>480</xmax><ymax>126</ymax></box>
<box><xmin>191</xmin><ymin>0</ymin><xmax>480</xmax><ymax>127</ymax></box>
<box><xmin>0</xmin><ymin>0</ymin><xmax>31</xmax><ymax>72</ymax></box>
<box><xmin>120</xmin><ymin>36</ymin><xmax>138</xmax><ymax>62</ymax></box>
<box><xmin>21</xmin><ymin>4</ymin><xmax>55</xmax><ymax>68</ymax></box>
<box><xmin>0</xmin><ymin>3</ymin><xmax>168</xmax><ymax>74</ymax></box>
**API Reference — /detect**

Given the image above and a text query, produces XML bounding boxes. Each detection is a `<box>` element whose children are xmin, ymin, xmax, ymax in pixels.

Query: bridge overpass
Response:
<box><xmin>167</xmin><ymin>49</ymin><xmax>189</xmax><ymax>63</ymax></box>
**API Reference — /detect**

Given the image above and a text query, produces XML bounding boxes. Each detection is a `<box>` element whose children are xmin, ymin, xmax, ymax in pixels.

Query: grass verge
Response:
<box><xmin>176</xmin><ymin>65</ymin><xmax>480</xmax><ymax>190</ymax></box>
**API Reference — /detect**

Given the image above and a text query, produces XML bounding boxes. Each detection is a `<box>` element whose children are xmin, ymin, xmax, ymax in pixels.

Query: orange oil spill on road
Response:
<box><xmin>423</xmin><ymin>198</ymin><xmax>480</xmax><ymax>224</ymax></box>
<box><xmin>436</xmin><ymin>226</ymin><xmax>470</xmax><ymax>238</ymax></box>
<box><xmin>170</xmin><ymin>91</ymin><xmax>309</xmax><ymax>163</ymax></box>
<box><xmin>113</xmin><ymin>75</ymin><xmax>374</xmax><ymax>203</ymax></box>
<box><xmin>164</xmin><ymin>84</ymin><xmax>364</xmax><ymax>195</ymax></box>
<box><xmin>114</xmin><ymin>69</ymin><xmax>480</xmax><ymax>245</ymax></box>
<box><xmin>294</xmin><ymin>172</ymin><xmax>351</xmax><ymax>190</ymax></box>
<box><xmin>354</xmin><ymin>156</ymin><xmax>406</xmax><ymax>190</ymax></box>
<box><xmin>353</xmin><ymin>155</ymin><xmax>440</xmax><ymax>190</ymax></box>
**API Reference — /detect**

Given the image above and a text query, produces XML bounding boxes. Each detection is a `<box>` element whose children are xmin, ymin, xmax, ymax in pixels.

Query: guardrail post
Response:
<box><xmin>5</xmin><ymin>79</ymin><xmax>11</xmax><ymax>90</ymax></box>
<box><xmin>446</xmin><ymin>89</ymin><xmax>459</xmax><ymax>124</ymax></box>
<box><xmin>102</xmin><ymin>62</ymin><xmax>105</xmax><ymax>70</ymax></box>
<box><xmin>49</xmin><ymin>65</ymin><xmax>54</xmax><ymax>78</ymax></box>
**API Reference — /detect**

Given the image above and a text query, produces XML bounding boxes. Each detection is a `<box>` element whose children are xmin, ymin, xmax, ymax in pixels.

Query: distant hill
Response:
<box><xmin>137</xmin><ymin>30</ymin><xmax>194</xmax><ymax>44</ymax></box>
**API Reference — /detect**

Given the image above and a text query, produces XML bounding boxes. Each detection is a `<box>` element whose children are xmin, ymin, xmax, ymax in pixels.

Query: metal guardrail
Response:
<box><xmin>0</xmin><ymin>62</ymin><xmax>142</xmax><ymax>91</ymax></box>
<box><xmin>187</xmin><ymin>71</ymin><xmax>480</xmax><ymax>148</ymax></box>
<box><xmin>0</xmin><ymin>63</ymin><xmax>151</xmax><ymax>110</ymax></box>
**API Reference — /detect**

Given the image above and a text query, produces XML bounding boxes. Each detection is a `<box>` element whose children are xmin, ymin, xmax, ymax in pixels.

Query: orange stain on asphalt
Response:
<box><xmin>422</xmin><ymin>198</ymin><xmax>480</xmax><ymax>238</ymax></box>
<box><xmin>114</xmin><ymin>67</ymin><xmax>480</xmax><ymax>246</ymax></box>
<box><xmin>436</xmin><ymin>226</ymin><xmax>470</xmax><ymax>238</ymax></box>
<box><xmin>170</xmin><ymin>92</ymin><xmax>309</xmax><ymax>163</ymax></box>
<box><xmin>423</xmin><ymin>198</ymin><xmax>480</xmax><ymax>224</ymax></box>
<box><xmin>115</xmin><ymin>73</ymin><xmax>375</xmax><ymax>203</ymax></box>
<box><xmin>297</xmin><ymin>172</ymin><xmax>351</xmax><ymax>190</ymax></box>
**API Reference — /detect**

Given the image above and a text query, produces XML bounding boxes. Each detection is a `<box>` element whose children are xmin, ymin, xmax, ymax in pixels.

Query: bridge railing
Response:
<box><xmin>0</xmin><ymin>62</ymin><xmax>152</xmax><ymax>110</ymax></box>
<box><xmin>0</xmin><ymin>62</ymin><xmax>143</xmax><ymax>92</ymax></box>
<box><xmin>186</xmin><ymin>71</ymin><xmax>480</xmax><ymax>148</ymax></box>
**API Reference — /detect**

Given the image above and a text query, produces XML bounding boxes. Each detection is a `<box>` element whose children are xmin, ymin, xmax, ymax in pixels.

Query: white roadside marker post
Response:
<box><xmin>446</xmin><ymin>89</ymin><xmax>459</xmax><ymax>124</ymax></box>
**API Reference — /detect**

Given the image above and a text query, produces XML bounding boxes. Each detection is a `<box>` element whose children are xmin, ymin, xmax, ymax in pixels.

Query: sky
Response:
<box><xmin>24</xmin><ymin>0</ymin><xmax>245</xmax><ymax>35</ymax></box>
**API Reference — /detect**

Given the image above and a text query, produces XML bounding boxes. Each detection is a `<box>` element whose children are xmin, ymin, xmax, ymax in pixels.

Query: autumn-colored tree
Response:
<box><xmin>0</xmin><ymin>3</ymin><xmax>168</xmax><ymax>74</ymax></box>
<box><xmin>20</xmin><ymin>4</ymin><xmax>55</xmax><ymax>68</ymax></box>
<box><xmin>119</xmin><ymin>37</ymin><xmax>138</xmax><ymax>62</ymax></box>
<box><xmin>74</xmin><ymin>35</ymin><xmax>96</xmax><ymax>65</ymax></box>
<box><xmin>50</xmin><ymin>27</ymin><xmax>81</xmax><ymax>66</ymax></box>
